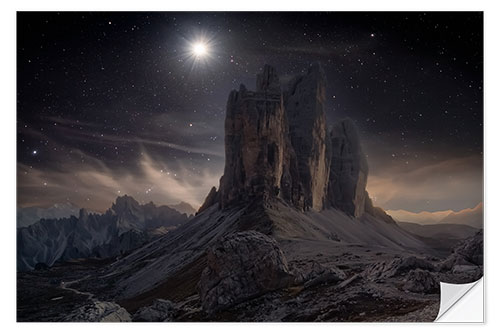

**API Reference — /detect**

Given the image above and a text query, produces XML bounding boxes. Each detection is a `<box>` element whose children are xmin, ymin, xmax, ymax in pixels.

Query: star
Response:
<box><xmin>184</xmin><ymin>34</ymin><xmax>217</xmax><ymax>68</ymax></box>
<box><xmin>192</xmin><ymin>43</ymin><xmax>207</xmax><ymax>58</ymax></box>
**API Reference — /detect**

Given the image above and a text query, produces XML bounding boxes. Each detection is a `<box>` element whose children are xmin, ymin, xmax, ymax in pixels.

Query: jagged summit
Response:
<box><xmin>256</xmin><ymin>64</ymin><xmax>281</xmax><ymax>93</ymax></box>
<box><xmin>112</xmin><ymin>194</ymin><xmax>141</xmax><ymax>213</ymax></box>
<box><xmin>202</xmin><ymin>64</ymin><xmax>387</xmax><ymax>221</ymax></box>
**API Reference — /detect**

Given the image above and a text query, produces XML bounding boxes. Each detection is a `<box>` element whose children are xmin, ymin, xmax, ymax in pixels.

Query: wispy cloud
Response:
<box><xmin>17</xmin><ymin>149</ymin><xmax>222</xmax><ymax>212</ymax></box>
<box><xmin>367</xmin><ymin>155</ymin><xmax>483</xmax><ymax>212</ymax></box>
<box><xmin>21</xmin><ymin>116</ymin><xmax>225</xmax><ymax>158</ymax></box>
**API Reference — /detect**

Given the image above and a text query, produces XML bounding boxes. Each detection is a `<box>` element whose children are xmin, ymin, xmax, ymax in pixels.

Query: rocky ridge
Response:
<box><xmin>439</xmin><ymin>229</ymin><xmax>483</xmax><ymax>274</ymax></box>
<box><xmin>17</xmin><ymin>195</ymin><xmax>191</xmax><ymax>271</ymax></box>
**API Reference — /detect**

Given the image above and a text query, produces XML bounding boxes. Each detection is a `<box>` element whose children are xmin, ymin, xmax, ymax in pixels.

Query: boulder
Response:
<box><xmin>291</xmin><ymin>261</ymin><xmax>346</xmax><ymax>288</ymax></box>
<box><xmin>403</xmin><ymin>269</ymin><xmax>439</xmax><ymax>294</ymax></box>
<box><xmin>64</xmin><ymin>301</ymin><xmax>131</xmax><ymax>322</ymax></box>
<box><xmin>198</xmin><ymin>231</ymin><xmax>294</xmax><ymax>313</ymax></box>
<box><xmin>440</xmin><ymin>230</ymin><xmax>483</xmax><ymax>272</ymax></box>
<box><xmin>304</xmin><ymin>267</ymin><xmax>346</xmax><ymax>289</ymax></box>
<box><xmin>451</xmin><ymin>265</ymin><xmax>481</xmax><ymax>274</ymax></box>
<box><xmin>364</xmin><ymin>256</ymin><xmax>435</xmax><ymax>281</ymax></box>
<box><xmin>453</xmin><ymin>229</ymin><xmax>483</xmax><ymax>265</ymax></box>
<box><xmin>132</xmin><ymin>299</ymin><xmax>176</xmax><ymax>322</ymax></box>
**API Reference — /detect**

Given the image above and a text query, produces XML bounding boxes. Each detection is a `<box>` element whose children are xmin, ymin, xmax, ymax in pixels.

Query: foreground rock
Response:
<box><xmin>440</xmin><ymin>230</ymin><xmax>483</xmax><ymax>271</ymax></box>
<box><xmin>364</xmin><ymin>256</ymin><xmax>435</xmax><ymax>281</ymax></box>
<box><xmin>291</xmin><ymin>261</ymin><xmax>346</xmax><ymax>288</ymax></box>
<box><xmin>403</xmin><ymin>269</ymin><xmax>439</xmax><ymax>294</ymax></box>
<box><xmin>198</xmin><ymin>231</ymin><xmax>294</xmax><ymax>313</ymax></box>
<box><xmin>132</xmin><ymin>299</ymin><xmax>176</xmax><ymax>322</ymax></box>
<box><xmin>64</xmin><ymin>301</ymin><xmax>131</xmax><ymax>322</ymax></box>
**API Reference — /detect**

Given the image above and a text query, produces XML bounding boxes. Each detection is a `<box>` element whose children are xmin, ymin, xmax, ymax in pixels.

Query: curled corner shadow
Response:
<box><xmin>434</xmin><ymin>277</ymin><xmax>484</xmax><ymax>322</ymax></box>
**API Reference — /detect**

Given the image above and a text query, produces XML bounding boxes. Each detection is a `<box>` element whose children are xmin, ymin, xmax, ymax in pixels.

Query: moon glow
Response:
<box><xmin>192</xmin><ymin>42</ymin><xmax>208</xmax><ymax>57</ymax></box>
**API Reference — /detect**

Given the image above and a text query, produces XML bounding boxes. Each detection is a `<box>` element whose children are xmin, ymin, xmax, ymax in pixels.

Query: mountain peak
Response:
<box><xmin>205</xmin><ymin>65</ymin><xmax>380</xmax><ymax>219</ymax></box>
<box><xmin>219</xmin><ymin>65</ymin><xmax>296</xmax><ymax>209</ymax></box>
<box><xmin>169</xmin><ymin>201</ymin><xmax>197</xmax><ymax>216</ymax></box>
<box><xmin>256</xmin><ymin>64</ymin><xmax>281</xmax><ymax>93</ymax></box>
<box><xmin>112</xmin><ymin>195</ymin><xmax>141</xmax><ymax>214</ymax></box>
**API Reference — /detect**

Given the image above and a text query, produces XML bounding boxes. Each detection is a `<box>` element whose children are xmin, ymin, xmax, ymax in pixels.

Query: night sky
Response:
<box><xmin>17</xmin><ymin>12</ymin><xmax>483</xmax><ymax>213</ymax></box>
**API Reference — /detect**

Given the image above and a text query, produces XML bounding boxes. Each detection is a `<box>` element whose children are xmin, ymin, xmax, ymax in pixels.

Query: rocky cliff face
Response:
<box><xmin>285</xmin><ymin>63</ymin><xmax>330</xmax><ymax>211</ymax></box>
<box><xmin>327</xmin><ymin>118</ymin><xmax>369</xmax><ymax>218</ymax></box>
<box><xmin>208</xmin><ymin>64</ymin><xmax>385</xmax><ymax>220</ymax></box>
<box><xmin>218</xmin><ymin>65</ymin><xmax>302</xmax><ymax>209</ymax></box>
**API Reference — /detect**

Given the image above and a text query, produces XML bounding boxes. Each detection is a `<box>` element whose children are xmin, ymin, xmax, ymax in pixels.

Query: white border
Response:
<box><xmin>2</xmin><ymin>0</ymin><xmax>499</xmax><ymax>332</ymax></box>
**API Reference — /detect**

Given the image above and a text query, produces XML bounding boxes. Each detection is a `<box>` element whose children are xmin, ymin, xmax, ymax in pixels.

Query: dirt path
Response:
<box><xmin>60</xmin><ymin>275</ymin><xmax>95</xmax><ymax>300</ymax></box>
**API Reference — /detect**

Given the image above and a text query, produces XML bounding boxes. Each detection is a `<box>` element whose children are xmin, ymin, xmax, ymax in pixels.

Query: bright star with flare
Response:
<box><xmin>183</xmin><ymin>33</ymin><xmax>218</xmax><ymax>71</ymax></box>
<box><xmin>192</xmin><ymin>42</ymin><xmax>208</xmax><ymax>58</ymax></box>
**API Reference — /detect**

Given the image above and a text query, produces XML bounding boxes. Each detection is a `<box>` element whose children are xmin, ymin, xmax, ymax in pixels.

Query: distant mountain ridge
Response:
<box><xmin>17</xmin><ymin>202</ymin><xmax>81</xmax><ymax>228</ymax></box>
<box><xmin>397</xmin><ymin>221</ymin><xmax>478</xmax><ymax>239</ymax></box>
<box><xmin>440</xmin><ymin>203</ymin><xmax>483</xmax><ymax>228</ymax></box>
<box><xmin>17</xmin><ymin>195</ymin><xmax>191</xmax><ymax>271</ymax></box>
<box><xmin>17</xmin><ymin>199</ymin><xmax>195</xmax><ymax>228</ymax></box>
<box><xmin>387</xmin><ymin>202</ymin><xmax>483</xmax><ymax>228</ymax></box>
<box><xmin>168</xmin><ymin>201</ymin><xmax>197</xmax><ymax>216</ymax></box>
